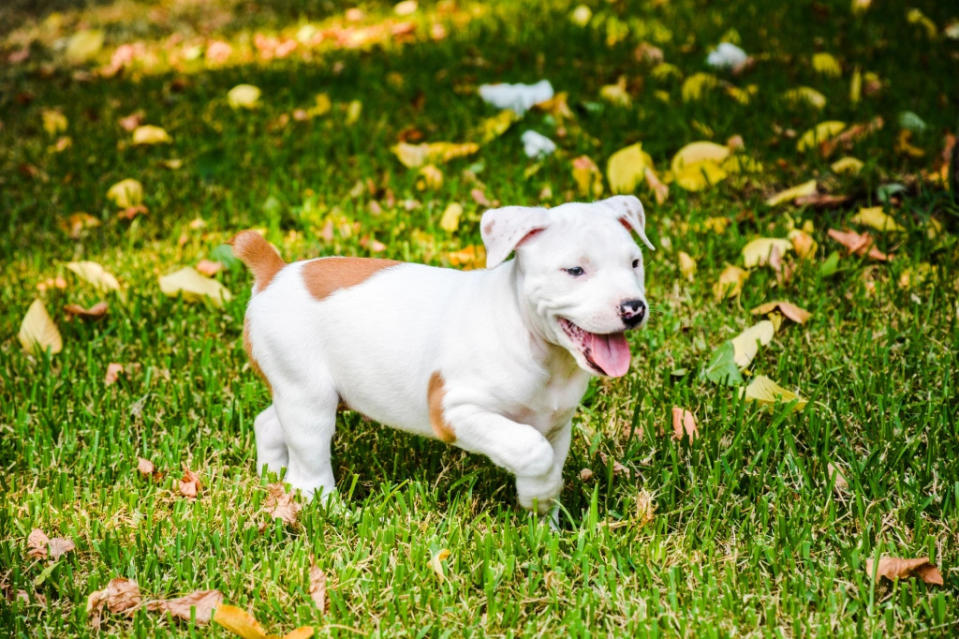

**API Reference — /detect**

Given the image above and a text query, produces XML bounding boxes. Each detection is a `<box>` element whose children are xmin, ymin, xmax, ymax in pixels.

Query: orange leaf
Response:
<box><xmin>104</xmin><ymin>363</ymin><xmax>124</xmax><ymax>386</ymax></box>
<box><xmin>179</xmin><ymin>467</ymin><xmax>201</xmax><ymax>499</ymax></box>
<box><xmin>196</xmin><ymin>259</ymin><xmax>223</xmax><ymax>277</ymax></box>
<box><xmin>64</xmin><ymin>301</ymin><xmax>108</xmax><ymax>320</ymax></box>
<box><xmin>827</xmin><ymin>229</ymin><xmax>892</xmax><ymax>261</ymax></box>
<box><xmin>213</xmin><ymin>604</ymin><xmax>268</xmax><ymax>639</ymax></box>
<box><xmin>866</xmin><ymin>557</ymin><xmax>944</xmax><ymax>585</ymax></box>
<box><xmin>671</xmin><ymin>406</ymin><xmax>698</xmax><ymax>441</ymax></box>
<box><xmin>750</xmin><ymin>300</ymin><xmax>812</xmax><ymax>324</ymax></box>
<box><xmin>147</xmin><ymin>589</ymin><xmax>223</xmax><ymax>625</ymax></box>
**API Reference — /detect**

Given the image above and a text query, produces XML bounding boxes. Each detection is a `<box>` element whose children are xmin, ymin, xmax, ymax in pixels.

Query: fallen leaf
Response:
<box><xmin>470</xmin><ymin>188</ymin><xmax>492</xmax><ymax>208</ymax></box>
<box><xmin>811</xmin><ymin>52</ymin><xmax>842</xmax><ymax>76</ymax></box>
<box><xmin>788</xmin><ymin>229</ymin><xmax>818</xmax><ymax>259</ymax></box>
<box><xmin>850</xmin><ymin>207</ymin><xmax>905</xmax><ymax>232</ymax></box>
<box><xmin>117</xmin><ymin>204</ymin><xmax>148</xmax><ymax>221</ymax></box>
<box><xmin>345</xmin><ymin>100</ymin><xmax>363</xmax><ymax>125</ymax></box>
<box><xmin>742</xmin><ymin>238</ymin><xmax>793</xmax><ymax>268</ymax></box>
<box><xmin>475</xmin><ymin>109</ymin><xmax>519</xmax><ymax>144</ymax></box>
<box><xmin>751</xmin><ymin>301</ymin><xmax>811</xmax><ymax>324</ymax></box>
<box><xmin>283</xmin><ymin>628</ymin><xmax>316</xmax><ymax>639</ymax></box>
<box><xmin>430</xmin><ymin>549</ymin><xmax>451</xmax><ymax>582</ymax></box>
<box><xmin>794</xmin><ymin>193</ymin><xmax>850</xmax><ymax>208</ymax></box>
<box><xmin>132</xmin><ymin>125</ymin><xmax>172</xmax><ymax>145</ymax></box>
<box><xmin>66</xmin><ymin>261</ymin><xmax>120</xmax><ymax>293</ymax></box>
<box><xmin>579</xmin><ymin>468</ymin><xmax>594</xmax><ymax>481</ymax></box>
<box><xmin>213</xmin><ymin>604</ymin><xmax>268</xmax><ymax>639</ymax></box>
<box><xmin>119</xmin><ymin>111</ymin><xmax>145</xmax><ymax>131</ymax></box>
<box><xmin>27</xmin><ymin>529</ymin><xmax>51</xmax><ymax>559</ymax></box>
<box><xmin>41</xmin><ymin>109</ymin><xmax>68</xmax><ymax>136</ymax></box>
<box><xmin>137</xmin><ymin>457</ymin><xmax>156</xmax><ymax>476</ymax></box>
<box><xmin>106</xmin><ymin>179</ymin><xmax>144</xmax><ymax>209</ymax></box>
<box><xmin>179</xmin><ymin>468</ymin><xmax>201</xmax><ymax>499</ymax></box>
<box><xmin>60</xmin><ymin>212</ymin><xmax>101</xmax><ymax>238</ymax></box>
<box><xmin>644</xmin><ymin>166</ymin><xmax>669</xmax><ymax>204</ymax></box>
<box><xmin>38</xmin><ymin>276</ymin><xmax>68</xmax><ymax>292</ymax></box>
<box><xmin>713</xmin><ymin>265</ymin><xmax>749</xmax><ymax>301</ymax></box>
<box><xmin>827</xmin><ymin>462</ymin><xmax>849</xmax><ymax>492</ymax></box>
<box><xmin>19</xmin><ymin>299</ymin><xmax>63</xmax><ymax>355</ymax></box>
<box><xmin>392</xmin><ymin>141</ymin><xmax>479</xmax><ymax>168</ymax></box>
<box><xmin>87</xmin><ymin>578</ymin><xmax>141</xmax><ymax>629</ymax></box>
<box><xmin>896</xmin><ymin>129</ymin><xmax>925</xmax><ymax>158</ymax></box>
<box><xmin>309</xmin><ymin>558</ymin><xmax>327</xmax><ymax>612</ymax></box>
<box><xmin>195</xmin><ymin>259</ymin><xmax>223</xmax><ymax>277</ymax></box>
<box><xmin>63</xmin><ymin>302</ymin><xmax>108</xmax><ymax>321</ymax></box>
<box><xmin>677</xmin><ymin>251</ymin><xmax>696</xmax><ymax>281</ymax></box>
<box><xmin>827</xmin><ymin>229</ymin><xmax>892</xmax><ymax>261</ymax></box>
<box><xmin>48</xmin><ymin>537</ymin><xmax>76</xmax><ymax>560</ymax></box>
<box><xmin>866</xmin><ymin>557</ymin><xmax>943</xmax><ymax>585</ymax></box>
<box><xmin>228</xmin><ymin>84</ymin><xmax>261</xmax><ymax>109</ymax></box>
<box><xmin>161</xmin><ymin>158</ymin><xmax>183</xmax><ymax>170</ymax></box>
<box><xmin>445</xmin><ymin>245</ymin><xmax>486</xmax><ymax>270</ymax></box>
<box><xmin>147</xmin><ymin>589</ymin><xmax>223</xmax><ymax>624</ymax></box>
<box><xmin>671</xmin><ymin>406</ymin><xmax>698</xmax><ymax>441</ymax></box>
<box><xmin>607</xmin><ymin>143</ymin><xmax>654</xmax><ymax>194</ymax></box>
<box><xmin>731</xmin><ymin>320</ymin><xmax>775</xmax><ymax>367</ymax></box>
<box><xmin>159</xmin><ymin>267</ymin><xmax>232</xmax><ymax>306</ymax></box>
<box><xmin>634</xmin><ymin>490</ymin><xmax>656</xmax><ymax>526</ymax></box>
<box><xmin>782</xmin><ymin>86</ymin><xmax>826</xmax><ymax>109</ymax></box>
<box><xmin>600</xmin><ymin>76</ymin><xmax>631</xmax><ymax>107</ymax></box>
<box><xmin>439</xmin><ymin>202</ymin><xmax>463</xmax><ymax>233</ymax></box>
<box><xmin>796</xmin><ymin>121</ymin><xmax>846</xmax><ymax>152</ymax></box>
<box><xmin>671</xmin><ymin>141</ymin><xmax>730</xmax><ymax>191</ymax></box>
<box><xmin>65</xmin><ymin>30</ymin><xmax>104</xmax><ymax>65</ymax></box>
<box><xmin>262</xmin><ymin>483</ymin><xmax>301</xmax><ymax>526</ymax></box>
<box><xmin>681</xmin><ymin>72</ymin><xmax>720</xmax><ymax>102</ymax></box>
<box><xmin>571</xmin><ymin>155</ymin><xmax>603</xmax><ymax>197</ymax></box>
<box><xmin>765</xmin><ymin>179</ymin><xmax>818</xmax><ymax>206</ymax></box>
<box><xmin>906</xmin><ymin>8</ymin><xmax>938</xmax><ymax>38</ymax></box>
<box><xmin>739</xmin><ymin>375</ymin><xmax>808</xmax><ymax>412</ymax></box>
<box><xmin>417</xmin><ymin>165</ymin><xmax>443</xmax><ymax>190</ymax></box>
<box><xmin>704</xmin><ymin>341</ymin><xmax>742</xmax><ymax>386</ymax></box>
<box><xmin>820</xmin><ymin>117</ymin><xmax>883</xmax><ymax>157</ymax></box>
<box><xmin>103</xmin><ymin>363</ymin><xmax>124</xmax><ymax>386</ymax></box>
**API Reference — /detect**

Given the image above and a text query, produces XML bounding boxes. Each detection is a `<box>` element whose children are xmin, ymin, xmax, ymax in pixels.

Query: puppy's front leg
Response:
<box><xmin>516</xmin><ymin>422</ymin><xmax>571</xmax><ymax>516</ymax></box>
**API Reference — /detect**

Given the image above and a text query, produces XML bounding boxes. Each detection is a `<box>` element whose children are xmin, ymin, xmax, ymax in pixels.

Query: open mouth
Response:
<box><xmin>558</xmin><ymin>318</ymin><xmax>632</xmax><ymax>377</ymax></box>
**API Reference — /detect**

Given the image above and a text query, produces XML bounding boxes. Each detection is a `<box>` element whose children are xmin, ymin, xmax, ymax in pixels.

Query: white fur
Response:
<box><xmin>244</xmin><ymin>196</ymin><xmax>652</xmax><ymax>514</ymax></box>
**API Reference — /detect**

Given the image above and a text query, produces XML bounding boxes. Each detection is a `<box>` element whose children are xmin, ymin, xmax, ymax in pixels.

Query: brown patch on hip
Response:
<box><xmin>427</xmin><ymin>372</ymin><xmax>456</xmax><ymax>444</ymax></box>
<box><xmin>243</xmin><ymin>320</ymin><xmax>271</xmax><ymax>394</ymax></box>
<box><xmin>302</xmin><ymin>257</ymin><xmax>400</xmax><ymax>301</ymax></box>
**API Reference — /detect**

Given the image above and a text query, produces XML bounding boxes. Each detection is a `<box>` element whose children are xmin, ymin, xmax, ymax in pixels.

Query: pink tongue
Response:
<box><xmin>588</xmin><ymin>332</ymin><xmax>632</xmax><ymax>377</ymax></box>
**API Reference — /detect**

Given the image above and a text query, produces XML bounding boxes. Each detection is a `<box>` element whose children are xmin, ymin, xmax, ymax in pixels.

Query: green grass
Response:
<box><xmin>1</xmin><ymin>0</ymin><xmax>958</xmax><ymax>636</ymax></box>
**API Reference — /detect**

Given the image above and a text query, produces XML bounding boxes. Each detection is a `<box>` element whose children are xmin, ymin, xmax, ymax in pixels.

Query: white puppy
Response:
<box><xmin>233</xmin><ymin>195</ymin><xmax>652</xmax><ymax>514</ymax></box>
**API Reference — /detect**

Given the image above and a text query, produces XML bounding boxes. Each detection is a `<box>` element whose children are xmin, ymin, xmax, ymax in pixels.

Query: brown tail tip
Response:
<box><xmin>230</xmin><ymin>230</ymin><xmax>286</xmax><ymax>291</ymax></box>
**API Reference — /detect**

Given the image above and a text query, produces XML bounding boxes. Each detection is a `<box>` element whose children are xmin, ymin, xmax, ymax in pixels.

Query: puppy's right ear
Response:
<box><xmin>480</xmin><ymin>206</ymin><xmax>550</xmax><ymax>268</ymax></box>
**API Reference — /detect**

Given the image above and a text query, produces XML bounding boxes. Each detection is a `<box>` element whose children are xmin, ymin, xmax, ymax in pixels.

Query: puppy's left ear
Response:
<box><xmin>480</xmin><ymin>206</ymin><xmax>550</xmax><ymax>268</ymax></box>
<box><xmin>597</xmin><ymin>195</ymin><xmax>654</xmax><ymax>250</ymax></box>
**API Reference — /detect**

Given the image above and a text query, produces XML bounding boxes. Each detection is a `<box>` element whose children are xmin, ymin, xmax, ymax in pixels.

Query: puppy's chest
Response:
<box><xmin>502</xmin><ymin>375</ymin><xmax>587</xmax><ymax>435</ymax></box>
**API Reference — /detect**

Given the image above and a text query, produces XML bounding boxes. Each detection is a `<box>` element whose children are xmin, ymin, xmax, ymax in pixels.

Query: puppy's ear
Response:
<box><xmin>480</xmin><ymin>206</ymin><xmax>550</xmax><ymax>268</ymax></box>
<box><xmin>596</xmin><ymin>195</ymin><xmax>654</xmax><ymax>250</ymax></box>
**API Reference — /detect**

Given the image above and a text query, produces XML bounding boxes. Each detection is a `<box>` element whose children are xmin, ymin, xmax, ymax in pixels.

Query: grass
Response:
<box><xmin>1</xmin><ymin>0</ymin><xmax>958</xmax><ymax>636</ymax></box>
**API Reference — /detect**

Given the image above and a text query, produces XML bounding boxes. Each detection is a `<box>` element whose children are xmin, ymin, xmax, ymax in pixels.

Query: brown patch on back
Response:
<box><xmin>427</xmin><ymin>372</ymin><xmax>456</xmax><ymax>443</ymax></box>
<box><xmin>302</xmin><ymin>257</ymin><xmax>400</xmax><ymax>301</ymax></box>
<box><xmin>243</xmin><ymin>320</ymin><xmax>271</xmax><ymax>394</ymax></box>
<box><xmin>231</xmin><ymin>230</ymin><xmax>286</xmax><ymax>291</ymax></box>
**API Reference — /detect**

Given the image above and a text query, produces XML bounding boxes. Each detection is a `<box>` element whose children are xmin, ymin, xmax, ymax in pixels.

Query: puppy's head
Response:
<box><xmin>481</xmin><ymin>196</ymin><xmax>653</xmax><ymax>378</ymax></box>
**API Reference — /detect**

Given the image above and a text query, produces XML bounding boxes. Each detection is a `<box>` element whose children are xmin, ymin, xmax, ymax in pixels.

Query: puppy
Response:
<box><xmin>233</xmin><ymin>195</ymin><xmax>652</xmax><ymax>514</ymax></box>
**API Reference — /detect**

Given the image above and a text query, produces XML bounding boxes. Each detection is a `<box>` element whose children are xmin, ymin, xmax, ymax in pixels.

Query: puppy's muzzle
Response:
<box><xmin>619</xmin><ymin>299</ymin><xmax>647</xmax><ymax>328</ymax></box>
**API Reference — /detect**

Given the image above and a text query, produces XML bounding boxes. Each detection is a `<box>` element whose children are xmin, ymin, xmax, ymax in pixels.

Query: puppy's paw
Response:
<box><xmin>512</xmin><ymin>439</ymin><xmax>555</xmax><ymax>478</ymax></box>
<box><xmin>515</xmin><ymin>474</ymin><xmax>563</xmax><ymax>514</ymax></box>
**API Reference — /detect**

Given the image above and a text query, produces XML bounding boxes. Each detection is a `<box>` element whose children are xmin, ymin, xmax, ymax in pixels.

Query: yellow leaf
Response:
<box><xmin>713</xmin><ymin>265</ymin><xmax>749</xmax><ymax>301</ymax></box>
<box><xmin>311</xmin><ymin>93</ymin><xmax>332</xmax><ymax>117</ymax></box>
<box><xmin>797</xmin><ymin>121</ymin><xmax>846</xmax><ymax>152</ymax></box>
<box><xmin>681</xmin><ymin>73</ymin><xmax>720</xmax><ymax>102</ymax></box>
<box><xmin>670</xmin><ymin>142</ymin><xmax>730</xmax><ymax>192</ymax></box>
<box><xmin>896</xmin><ymin>129</ymin><xmax>925</xmax><ymax>157</ymax></box>
<box><xmin>572</xmin><ymin>155</ymin><xmax>604</xmax><ymax>197</ymax></box>
<box><xmin>731</xmin><ymin>320</ymin><xmax>775</xmax><ymax>367</ymax></box>
<box><xmin>65</xmin><ymin>29</ymin><xmax>104</xmax><ymax>65</ymax></box>
<box><xmin>831</xmin><ymin>156</ymin><xmax>863</xmax><ymax>174</ymax></box>
<box><xmin>19</xmin><ymin>299</ymin><xmax>62</xmax><ymax>355</ymax></box>
<box><xmin>703</xmin><ymin>217</ymin><xmax>730</xmax><ymax>234</ymax></box>
<box><xmin>476</xmin><ymin>110</ymin><xmax>519</xmax><ymax>144</ymax></box>
<box><xmin>213</xmin><ymin>604</ymin><xmax>268</xmax><ymax>639</ymax></box>
<box><xmin>159</xmin><ymin>267</ymin><xmax>232</xmax><ymax>307</ymax></box>
<box><xmin>782</xmin><ymin>86</ymin><xmax>826</xmax><ymax>109</ymax></box>
<box><xmin>607</xmin><ymin>144</ymin><xmax>653</xmax><ymax>194</ymax></box>
<box><xmin>430</xmin><ymin>549</ymin><xmax>451</xmax><ymax>582</ymax></box>
<box><xmin>417</xmin><ymin>165</ymin><xmax>443</xmax><ymax>190</ymax></box>
<box><xmin>66</xmin><ymin>261</ymin><xmax>121</xmax><ymax>292</ymax></box>
<box><xmin>725</xmin><ymin>85</ymin><xmax>750</xmax><ymax>105</ymax></box>
<box><xmin>41</xmin><ymin>109</ymin><xmax>68</xmax><ymax>136</ymax></box>
<box><xmin>721</xmin><ymin>154</ymin><xmax>763</xmax><ymax>174</ymax></box>
<box><xmin>282</xmin><ymin>628</ymin><xmax>316</xmax><ymax>639</ymax></box>
<box><xmin>751</xmin><ymin>300</ymin><xmax>812</xmax><ymax>324</ymax></box>
<box><xmin>765</xmin><ymin>179</ymin><xmax>817</xmax><ymax>206</ymax></box>
<box><xmin>677</xmin><ymin>251</ymin><xmax>696</xmax><ymax>281</ymax></box>
<box><xmin>446</xmin><ymin>245</ymin><xmax>486</xmax><ymax>270</ymax></box>
<box><xmin>850</xmin><ymin>206</ymin><xmax>905</xmax><ymax>232</ymax></box>
<box><xmin>106</xmin><ymin>179</ymin><xmax>144</xmax><ymax>208</ymax></box>
<box><xmin>345</xmin><ymin>100</ymin><xmax>362</xmax><ymax>125</ymax></box>
<box><xmin>850</xmin><ymin>67</ymin><xmax>862</xmax><ymax>104</ymax></box>
<box><xmin>132</xmin><ymin>125</ymin><xmax>172</xmax><ymax>145</ymax></box>
<box><xmin>650</xmin><ymin>63</ymin><xmax>681</xmax><ymax>80</ymax></box>
<box><xmin>742</xmin><ymin>238</ymin><xmax>793</xmax><ymax>268</ymax></box>
<box><xmin>600</xmin><ymin>76</ymin><xmax>631</xmax><ymax>107</ymax></box>
<box><xmin>906</xmin><ymin>8</ymin><xmax>938</xmax><ymax>38</ymax></box>
<box><xmin>392</xmin><ymin>141</ymin><xmax>479</xmax><ymax>168</ymax></box>
<box><xmin>228</xmin><ymin>84</ymin><xmax>261</xmax><ymax>109</ymax></box>
<box><xmin>570</xmin><ymin>4</ymin><xmax>592</xmax><ymax>26</ymax></box>
<box><xmin>739</xmin><ymin>375</ymin><xmax>808</xmax><ymax>412</ymax></box>
<box><xmin>788</xmin><ymin>229</ymin><xmax>818</xmax><ymax>259</ymax></box>
<box><xmin>675</xmin><ymin>162</ymin><xmax>726</xmax><ymax>191</ymax></box>
<box><xmin>439</xmin><ymin>203</ymin><xmax>463</xmax><ymax>233</ymax></box>
<box><xmin>812</xmin><ymin>52</ymin><xmax>842</xmax><ymax>77</ymax></box>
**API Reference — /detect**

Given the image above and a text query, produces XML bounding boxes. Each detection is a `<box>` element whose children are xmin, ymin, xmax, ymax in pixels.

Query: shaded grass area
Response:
<box><xmin>1</xmin><ymin>0</ymin><xmax>958</xmax><ymax>636</ymax></box>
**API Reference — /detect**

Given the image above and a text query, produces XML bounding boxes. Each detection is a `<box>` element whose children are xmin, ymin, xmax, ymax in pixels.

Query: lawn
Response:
<box><xmin>1</xmin><ymin>0</ymin><xmax>958</xmax><ymax>636</ymax></box>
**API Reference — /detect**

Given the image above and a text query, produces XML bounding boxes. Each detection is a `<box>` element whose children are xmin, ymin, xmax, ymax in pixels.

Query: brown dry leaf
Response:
<box><xmin>430</xmin><ymin>549</ymin><xmax>451</xmax><ymax>582</ymax></box>
<box><xmin>713</xmin><ymin>265</ymin><xmax>749</xmax><ymax>301</ymax></box>
<box><xmin>827</xmin><ymin>229</ymin><xmax>892</xmax><ymax>261</ymax></box>
<box><xmin>644</xmin><ymin>166</ymin><xmax>669</xmax><ymax>204</ymax></box>
<box><xmin>751</xmin><ymin>301</ymin><xmax>812</xmax><ymax>324</ymax></box>
<box><xmin>671</xmin><ymin>406</ymin><xmax>698</xmax><ymax>441</ymax></box>
<box><xmin>827</xmin><ymin>462</ymin><xmax>849</xmax><ymax>492</ymax></box>
<box><xmin>47</xmin><ymin>537</ymin><xmax>76</xmax><ymax>560</ymax></box>
<box><xmin>66</xmin><ymin>261</ymin><xmax>121</xmax><ymax>293</ymax></box>
<box><xmin>60</xmin><ymin>212</ymin><xmax>101</xmax><ymax>238</ymax></box>
<box><xmin>146</xmin><ymin>589</ymin><xmax>223</xmax><ymax>624</ymax></box>
<box><xmin>820</xmin><ymin>116</ymin><xmax>883</xmax><ymax>157</ymax></box>
<box><xmin>470</xmin><ymin>188</ymin><xmax>493</xmax><ymax>207</ymax></box>
<box><xmin>635</xmin><ymin>490</ymin><xmax>656</xmax><ymax>526</ymax></box>
<box><xmin>212</xmin><ymin>604</ymin><xmax>268</xmax><ymax>638</ymax></box>
<box><xmin>179</xmin><ymin>468</ymin><xmax>201</xmax><ymax>499</ymax></box>
<box><xmin>104</xmin><ymin>363</ymin><xmax>124</xmax><ymax>386</ymax></box>
<box><xmin>309</xmin><ymin>557</ymin><xmax>328</xmax><ymax>613</ymax></box>
<box><xmin>195</xmin><ymin>260</ymin><xmax>223</xmax><ymax>277</ymax></box>
<box><xmin>119</xmin><ymin>111</ymin><xmax>145</xmax><ymax>132</ymax></box>
<box><xmin>866</xmin><ymin>557</ymin><xmax>943</xmax><ymax>585</ymax></box>
<box><xmin>87</xmin><ymin>578</ymin><xmax>142</xmax><ymax>629</ymax></box>
<box><xmin>788</xmin><ymin>229</ymin><xmax>818</xmax><ymax>259</ymax></box>
<box><xmin>137</xmin><ymin>457</ymin><xmax>156</xmax><ymax>477</ymax></box>
<box><xmin>263</xmin><ymin>483</ymin><xmax>301</xmax><ymax>526</ymax></box>
<box><xmin>579</xmin><ymin>468</ymin><xmax>594</xmax><ymax>481</ymax></box>
<box><xmin>896</xmin><ymin>130</ymin><xmax>925</xmax><ymax>158</ymax></box>
<box><xmin>27</xmin><ymin>529</ymin><xmax>50</xmax><ymax>559</ymax></box>
<box><xmin>794</xmin><ymin>193</ymin><xmax>850</xmax><ymax>208</ymax></box>
<box><xmin>64</xmin><ymin>301</ymin><xmax>108</xmax><ymax>321</ymax></box>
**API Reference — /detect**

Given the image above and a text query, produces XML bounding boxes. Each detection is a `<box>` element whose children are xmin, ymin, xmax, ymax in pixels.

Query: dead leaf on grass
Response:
<box><xmin>742</xmin><ymin>238</ymin><xmax>792</xmax><ymax>268</ymax></box>
<box><xmin>866</xmin><ymin>557</ymin><xmax>943</xmax><ymax>585</ymax></box>
<box><xmin>262</xmin><ymin>483</ymin><xmax>301</xmax><ymax>527</ymax></box>
<box><xmin>104</xmin><ymin>363</ymin><xmax>124</xmax><ymax>386</ymax></box>
<box><xmin>730</xmin><ymin>320</ymin><xmax>775</xmax><ymax>367</ymax></box>
<box><xmin>19</xmin><ymin>299</ymin><xmax>63</xmax><ymax>355</ymax></box>
<box><xmin>430</xmin><ymin>549</ymin><xmax>451</xmax><ymax>582</ymax></box>
<box><xmin>671</xmin><ymin>406</ymin><xmax>698</xmax><ymax>441</ymax></box>
<box><xmin>27</xmin><ymin>529</ymin><xmax>51</xmax><ymax>559</ymax></box>
<box><xmin>713</xmin><ymin>265</ymin><xmax>749</xmax><ymax>301</ymax></box>
<box><xmin>677</xmin><ymin>251</ymin><xmax>696</xmax><ymax>281</ymax></box>
<box><xmin>195</xmin><ymin>259</ymin><xmax>223</xmax><ymax>277</ymax></box>
<box><xmin>66</xmin><ymin>261</ymin><xmax>121</xmax><ymax>293</ymax></box>
<box><xmin>119</xmin><ymin>111</ymin><xmax>145</xmax><ymax>132</ymax></box>
<box><xmin>765</xmin><ymin>180</ymin><xmax>817</xmax><ymax>206</ymax></box>
<box><xmin>309</xmin><ymin>557</ymin><xmax>328</xmax><ymax>613</ymax></box>
<box><xmin>87</xmin><ymin>578</ymin><xmax>141</xmax><ymax>629</ymax></box>
<box><xmin>159</xmin><ymin>267</ymin><xmax>232</xmax><ymax>306</ymax></box>
<box><xmin>60</xmin><ymin>212</ymin><xmax>101</xmax><ymax>238</ymax></box>
<box><xmin>827</xmin><ymin>229</ymin><xmax>892</xmax><ymax>261</ymax></box>
<box><xmin>179</xmin><ymin>468</ymin><xmax>201</xmax><ymax>499</ymax></box>
<box><xmin>739</xmin><ymin>375</ymin><xmax>808</xmax><ymax>412</ymax></box>
<box><xmin>64</xmin><ymin>301</ymin><xmax>108</xmax><ymax>320</ymax></box>
<box><xmin>827</xmin><ymin>462</ymin><xmax>849</xmax><ymax>492</ymax></box>
<box><xmin>635</xmin><ymin>490</ymin><xmax>656</xmax><ymax>526</ymax></box>
<box><xmin>146</xmin><ymin>589</ymin><xmax>223</xmax><ymax>624</ymax></box>
<box><xmin>137</xmin><ymin>457</ymin><xmax>156</xmax><ymax>477</ymax></box>
<box><xmin>751</xmin><ymin>301</ymin><xmax>811</xmax><ymax>324</ymax></box>
<box><xmin>850</xmin><ymin>206</ymin><xmax>905</xmax><ymax>232</ymax></box>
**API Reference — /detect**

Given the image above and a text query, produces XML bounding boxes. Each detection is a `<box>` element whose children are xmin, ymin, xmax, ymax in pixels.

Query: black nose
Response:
<box><xmin>619</xmin><ymin>299</ymin><xmax>647</xmax><ymax>327</ymax></box>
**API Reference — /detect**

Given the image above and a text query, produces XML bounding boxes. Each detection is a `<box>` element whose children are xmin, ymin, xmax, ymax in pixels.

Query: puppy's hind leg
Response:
<box><xmin>274</xmin><ymin>385</ymin><xmax>339</xmax><ymax>503</ymax></box>
<box><xmin>254</xmin><ymin>404</ymin><xmax>288</xmax><ymax>476</ymax></box>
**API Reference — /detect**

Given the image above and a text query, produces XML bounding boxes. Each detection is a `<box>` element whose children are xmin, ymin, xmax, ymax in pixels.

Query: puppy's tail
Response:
<box><xmin>230</xmin><ymin>230</ymin><xmax>286</xmax><ymax>292</ymax></box>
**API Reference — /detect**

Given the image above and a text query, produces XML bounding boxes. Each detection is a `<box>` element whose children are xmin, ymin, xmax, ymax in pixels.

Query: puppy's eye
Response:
<box><xmin>632</xmin><ymin>259</ymin><xmax>640</xmax><ymax>269</ymax></box>
<box><xmin>564</xmin><ymin>266</ymin><xmax>585</xmax><ymax>277</ymax></box>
